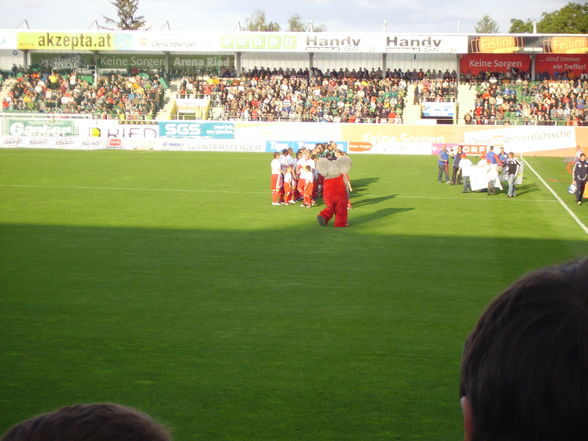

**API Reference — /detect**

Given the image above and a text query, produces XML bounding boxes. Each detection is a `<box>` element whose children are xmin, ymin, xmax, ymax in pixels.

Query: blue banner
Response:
<box><xmin>159</xmin><ymin>121</ymin><xmax>234</xmax><ymax>139</ymax></box>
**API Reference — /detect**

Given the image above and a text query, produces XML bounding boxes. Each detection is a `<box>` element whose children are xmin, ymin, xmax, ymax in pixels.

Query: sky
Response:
<box><xmin>0</xmin><ymin>0</ymin><xmax>572</xmax><ymax>34</ymax></box>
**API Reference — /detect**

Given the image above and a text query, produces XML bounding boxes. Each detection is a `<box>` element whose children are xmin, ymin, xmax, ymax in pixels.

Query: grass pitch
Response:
<box><xmin>0</xmin><ymin>150</ymin><xmax>586</xmax><ymax>441</ymax></box>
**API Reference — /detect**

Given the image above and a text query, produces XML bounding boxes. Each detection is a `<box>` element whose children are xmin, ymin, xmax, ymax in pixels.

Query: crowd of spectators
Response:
<box><xmin>176</xmin><ymin>67</ymin><xmax>414</xmax><ymax>123</ymax></box>
<box><xmin>2</xmin><ymin>65</ymin><xmax>587</xmax><ymax>126</ymax></box>
<box><xmin>465</xmin><ymin>78</ymin><xmax>588</xmax><ymax>126</ymax></box>
<box><xmin>1</xmin><ymin>71</ymin><xmax>167</xmax><ymax>120</ymax></box>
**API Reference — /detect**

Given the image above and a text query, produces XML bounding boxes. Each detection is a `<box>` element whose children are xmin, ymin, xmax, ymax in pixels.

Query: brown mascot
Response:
<box><xmin>316</xmin><ymin>155</ymin><xmax>352</xmax><ymax>227</ymax></box>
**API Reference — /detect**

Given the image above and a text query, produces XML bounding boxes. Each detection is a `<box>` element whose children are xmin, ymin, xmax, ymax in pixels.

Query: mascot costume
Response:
<box><xmin>316</xmin><ymin>155</ymin><xmax>352</xmax><ymax>228</ymax></box>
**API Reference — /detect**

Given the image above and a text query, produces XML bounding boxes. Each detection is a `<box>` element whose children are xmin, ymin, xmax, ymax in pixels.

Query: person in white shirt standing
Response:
<box><xmin>459</xmin><ymin>154</ymin><xmax>473</xmax><ymax>193</ymax></box>
<box><xmin>270</xmin><ymin>152</ymin><xmax>283</xmax><ymax>205</ymax></box>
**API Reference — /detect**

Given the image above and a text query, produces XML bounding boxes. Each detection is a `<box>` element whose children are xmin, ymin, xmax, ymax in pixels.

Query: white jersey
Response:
<box><xmin>283</xmin><ymin>171</ymin><xmax>293</xmax><ymax>185</ymax></box>
<box><xmin>271</xmin><ymin>158</ymin><xmax>282</xmax><ymax>174</ymax></box>
<box><xmin>300</xmin><ymin>169</ymin><xmax>314</xmax><ymax>183</ymax></box>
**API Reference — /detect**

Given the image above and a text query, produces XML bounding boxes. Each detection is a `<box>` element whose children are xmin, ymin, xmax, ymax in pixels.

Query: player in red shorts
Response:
<box><xmin>270</xmin><ymin>152</ymin><xmax>283</xmax><ymax>205</ymax></box>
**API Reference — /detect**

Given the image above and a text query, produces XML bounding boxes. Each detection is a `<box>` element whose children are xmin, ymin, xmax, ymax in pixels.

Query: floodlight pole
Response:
<box><xmin>16</xmin><ymin>18</ymin><xmax>30</xmax><ymax>29</ymax></box>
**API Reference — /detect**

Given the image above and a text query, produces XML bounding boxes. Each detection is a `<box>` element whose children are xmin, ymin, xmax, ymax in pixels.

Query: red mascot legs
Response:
<box><xmin>318</xmin><ymin>175</ymin><xmax>349</xmax><ymax>227</ymax></box>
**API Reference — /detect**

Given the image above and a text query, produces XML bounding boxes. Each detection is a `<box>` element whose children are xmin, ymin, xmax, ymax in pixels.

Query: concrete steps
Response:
<box><xmin>456</xmin><ymin>83</ymin><xmax>477</xmax><ymax>124</ymax></box>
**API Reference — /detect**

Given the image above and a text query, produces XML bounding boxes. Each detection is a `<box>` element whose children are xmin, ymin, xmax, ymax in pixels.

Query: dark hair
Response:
<box><xmin>460</xmin><ymin>258</ymin><xmax>588</xmax><ymax>441</ymax></box>
<box><xmin>0</xmin><ymin>403</ymin><xmax>171</xmax><ymax>441</ymax></box>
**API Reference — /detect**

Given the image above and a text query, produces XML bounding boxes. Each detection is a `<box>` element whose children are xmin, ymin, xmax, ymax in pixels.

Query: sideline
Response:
<box><xmin>523</xmin><ymin>158</ymin><xmax>588</xmax><ymax>235</ymax></box>
<box><xmin>0</xmin><ymin>183</ymin><xmax>266</xmax><ymax>195</ymax></box>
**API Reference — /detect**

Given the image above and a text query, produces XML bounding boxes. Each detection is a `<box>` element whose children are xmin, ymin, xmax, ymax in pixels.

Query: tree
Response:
<box><xmin>509</xmin><ymin>18</ymin><xmax>533</xmax><ymax>33</ymax></box>
<box><xmin>102</xmin><ymin>0</ymin><xmax>148</xmax><ymax>30</ymax></box>
<box><xmin>287</xmin><ymin>14</ymin><xmax>327</xmax><ymax>32</ymax></box>
<box><xmin>475</xmin><ymin>14</ymin><xmax>500</xmax><ymax>33</ymax></box>
<box><xmin>288</xmin><ymin>14</ymin><xmax>306</xmax><ymax>32</ymax></box>
<box><xmin>509</xmin><ymin>2</ymin><xmax>588</xmax><ymax>33</ymax></box>
<box><xmin>245</xmin><ymin>10</ymin><xmax>280</xmax><ymax>32</ymax></box>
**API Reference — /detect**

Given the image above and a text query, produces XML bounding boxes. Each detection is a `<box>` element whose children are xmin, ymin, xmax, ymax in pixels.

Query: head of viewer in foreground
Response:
<box><xmin>0</xmin><ymin>403</ymin><xmax>171</xmax><ymax>441</ymax></box>
<box><xmin>460</xmin><ymin>258</ymin><xmax>588</xmax><ymax>441</ymax></box>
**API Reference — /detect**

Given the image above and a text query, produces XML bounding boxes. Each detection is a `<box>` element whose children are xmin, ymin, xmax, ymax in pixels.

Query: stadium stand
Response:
<box><xmin>467</xmin><ymin>78</ymin><xmax>588</xmax><ymax>126</ymax></box>
<box><xmin>2</xmin><ymin>71</ymin><xmax>168</xmax><ymax>120</ymax></box>
<box><xmin>2</xmin><ymin>67</ymin><xmax>587</xmax><ymax>126</ymax></box>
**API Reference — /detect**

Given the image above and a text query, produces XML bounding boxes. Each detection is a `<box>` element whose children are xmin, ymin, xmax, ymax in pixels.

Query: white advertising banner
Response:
<box><xmin>132</xmin><ymin>32</ymin><xmax>221</xmax><ymax>52</ymax></box>
<box><xmin>155</xmin><ymin>138</ymin><xmax>264</xmax><ymax>152</ymax></box>
<box><xmin>235</xmin><ymin>122</ymin><xmax>341</xmax><ymax>143</ymax></box>
<box><xmin>93</xmin><ymin>121</ymin><xmax>160</xmax><ymax>140</ymax></box>
<box><xmin>0</xmin><ymin>136</ymin><xmax>105</xmax><ymax>149</ymax></box>
<box><xmin>130</xmin><ymin>32</ymin><xmax>468</xmax><ymax>54</ymax></box>
<box><xmin>0</xmin><ymin>30</ymin><xmax>469</xmax><ymax>54</ymax></box>
<box><xmin>0</xmin><ymin>31</ymin><xmax>17</xmax><ymax>50</ymax></box>
<box><xmin>463</xmin><ymin>126</ymin><xmax>576</xmax><ymax>153</ymax></box>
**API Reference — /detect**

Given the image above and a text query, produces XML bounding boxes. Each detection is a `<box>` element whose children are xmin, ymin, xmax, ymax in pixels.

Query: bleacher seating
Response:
<box><xmin>2</xmin><ymin>68</ymin><xmax>587</xmax><ymax>126</ymax></box>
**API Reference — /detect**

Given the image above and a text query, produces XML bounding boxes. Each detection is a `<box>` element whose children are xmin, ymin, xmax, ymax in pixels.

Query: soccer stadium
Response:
<box><xmin>1</xmin><ymin>7</ymin><xmax>588</xmax><ymax>441</ymax></box>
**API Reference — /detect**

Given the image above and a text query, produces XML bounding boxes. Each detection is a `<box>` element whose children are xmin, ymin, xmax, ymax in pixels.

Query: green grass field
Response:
<box><xmin>0</xmin><ymin>149</ymin><xmax>586</xmax><ymax>441</ymax></box>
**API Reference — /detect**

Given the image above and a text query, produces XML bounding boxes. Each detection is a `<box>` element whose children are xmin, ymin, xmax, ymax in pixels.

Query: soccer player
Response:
<box><xmin>270</xmin><ymin>152</ymin><xmax>283</xmax><ymax>205</ymax></box>
<box><xmin>282</xmin><ymin>166</ymin><xmax>296</xmax><ymax>204</ymax></box>
<box><xmin>301</xmin><ymin>165</ymin><xmax>314</xmax><ymax>207</ymax></box>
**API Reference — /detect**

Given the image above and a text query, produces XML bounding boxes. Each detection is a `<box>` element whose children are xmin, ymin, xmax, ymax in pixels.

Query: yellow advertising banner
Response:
<box><xmin>17</xmin><ymin>32</ymin><xmax>115</xmax><ymax>51</ymax></box>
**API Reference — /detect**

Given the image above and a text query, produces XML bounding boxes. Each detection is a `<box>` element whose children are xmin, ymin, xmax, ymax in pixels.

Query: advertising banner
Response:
<box><xmin>1</xmin><ymin>118</ymin><xmax>586</xmax><ymax>156</ymax></box>
<box><xmin>468</xmin><ymin>35</ymin><xmax>588</xmax><ymax>54</ymax></box>
<box><xmin>93</xmin><ymin>121</ymin><xmax>160</xmax><ymax>140</ymax></box>
<box><xmin>535</xmin><ymin>54</ymin><xmax>588</xmax><ymax>77</ymax></box>
<box><xmin>463</xmin><ymin>126</ymin><xmax>576</xmax><ymax>153</ymax></box>
<box><xmin>168</xmin><ymin>55</ymin><xmax>234</xmax><ymax>70</ymax></box>
<box><xmin>382</xmin><ymin>34</ymin><xmax>467</xmax><ymax>54</ymax></box>
<box><xmin>155</xmin><ymin>139</ymin><xmax>264</xmax><ymax>152</ymax></box>
<box><xmin>159</xmin><ymin>121</ymin><xmax>234</xmax><ymax>139</ymax></box>
<box><xmin>0</xmin><ymin>31</ymin><xmax>17</xmax><ymax>50</ymax></box>
<box><xmin>422</xmin><ymin>102</ymin><xmax>455</xmax><ymax>118</ymax></box>
<box><xmin>265</xmin><ymin>140</ymin><xmax>348</xmax><ymax>152</ymax></box>
<box><xmin>341</xmin><ymin>124</ymin><xmax>455</xmax><ymax>155</ymax></box>
<box><xmin>220</xmin><ymin>33</ymin><xmax>298</xmax><ymax>52</ymax></box>
<box><xmin>3</xmin><ymin>119</ymin><xmax>78</xmax><ymax>136</ymax></box>
<box><xmin>235</xmin><ymin>122</ymin><xmax>341</xmax><ymax>142</ymax></box>
<box><xmin>132</xmin><ymin>32</ymin><xmax>221</xmax><ymax>52</ymax></box>
<box><xmin>0</xmin><ymin>136</ymin><xmax>104</xmax><ymax>149</ymax></box>
<box><xmin>99</xmin><ymin>54</ymin><xmax>165</xmax><ymax>69</ymax></box>
<box><xmin>17</xmin><ymin>32</ymin><xmax>123</xmax><ymax>51</ymax></box>
<box><xmin>460</xmin><ymin>54</ymin><xmax>531</xmax><ymax>74</ymax></box>
<box><xmin>30</xmin><ymin>53</ymin><xmax>94</xmax><ymax>70</ymax></box>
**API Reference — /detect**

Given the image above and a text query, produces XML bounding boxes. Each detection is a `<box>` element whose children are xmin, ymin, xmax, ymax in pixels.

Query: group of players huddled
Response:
<box><xmin>270</xmin><ymin>142</ymin><xmax>352</xmax><ymax>208</ymax></box>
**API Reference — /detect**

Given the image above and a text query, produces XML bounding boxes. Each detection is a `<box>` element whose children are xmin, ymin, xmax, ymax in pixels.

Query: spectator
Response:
<box><xmin>4</xmin><ymin>70</ymin><xmax>166</xmax><ymax>120</ymax></box>
<box><xmin>0</xmin><ymin>403</ymin><xmax>171</xmax><ymax>441</ymax></box>
<box><xmin>460</xmin><ymin>258</ymin><xmax>588</xmax><ymax>441</ymax></box>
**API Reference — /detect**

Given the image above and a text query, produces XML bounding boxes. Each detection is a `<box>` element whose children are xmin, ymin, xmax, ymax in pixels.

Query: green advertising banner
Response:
<box><xmin>4</xmin><ymin>119</ymin><xmax>78</xmax><ymax>137</ymax></box>
<box><xmin>30</xmin><ymin>53</ymin><xmax>94</xmax><ymax>70</ymax></box>
<box><xmin>99</xmin><ymin>54</ymin><xmax>166</xmax><ymax>69</ymax></box>
<box><xmin>31</xmin><ymin>53</ymin><xmax>234</xmax><ymax>72</ymax></box>
<box><xmin>168</xmin><ymin>55</ymin><xmax>234</xmax><ymax>70</ymax></box>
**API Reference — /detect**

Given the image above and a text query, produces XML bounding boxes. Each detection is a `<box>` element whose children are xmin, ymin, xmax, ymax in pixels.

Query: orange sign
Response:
<box><xmin>544</xmin><ymin>36</ymin><xmax>588</xmax><ymax>54</ymax></box>
<box><xmin>470</xmin><ymin>36</ymin><xmax>523</xmax><ymax>54</ymax></box>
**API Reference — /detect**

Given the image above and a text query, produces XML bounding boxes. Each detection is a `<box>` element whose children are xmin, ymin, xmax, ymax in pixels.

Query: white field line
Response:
<box><xmin>523</xmin><ymin>158</ymin><xmax>588</xmax><ymax>235</ymax></box>
<box><xmin>1</xmin><ymin>183</ymin><xmax>558</xmax><ymax>203</ymax></box>
<box><xmin>0</xmin><ymin>183</ymin><xmax>266</xmax><ymax>195</ymax></box>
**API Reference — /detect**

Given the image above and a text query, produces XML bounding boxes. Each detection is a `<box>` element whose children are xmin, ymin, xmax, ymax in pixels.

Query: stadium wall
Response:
<box><xmin>0</xmin><ymin>116</ymin><xmax>585</xmax><ymax>157</ymax></box>
<box><xmin>0</xmin><ymin>50</ymin><xmax>24</xmax><ymax>70</ymax></box>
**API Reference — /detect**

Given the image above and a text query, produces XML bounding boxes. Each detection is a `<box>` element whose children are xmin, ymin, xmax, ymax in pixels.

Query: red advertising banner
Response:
<box><xmin>535</xmin><ymin>54</ymin><xmax>588</xmax><ymax>77</ymax></box>
<box><xmin>460</xmin><ymin>54</ymin><xmax>531</xmax><ymax>75</ymax></box>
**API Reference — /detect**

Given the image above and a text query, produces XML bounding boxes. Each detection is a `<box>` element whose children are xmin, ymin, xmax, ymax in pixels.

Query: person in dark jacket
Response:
<box><xmin>572</xmin><ymin>152</ymin><xmax>587</xmax><ymax>205</ymax></box>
